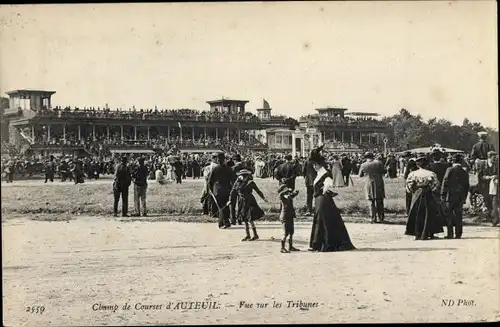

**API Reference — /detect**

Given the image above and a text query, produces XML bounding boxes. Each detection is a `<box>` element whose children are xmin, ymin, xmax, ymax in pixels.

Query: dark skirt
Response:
<box><xmin>237</xmin><ymin>193</ymin><xmax>265</xmax><ymax>222</ymax></box>
<box><xmin>310</xmin><ymin>195</ymin><xmax>356</xmax><ymax>252</ymax></box>
<box><xmin>405</xmin><ymin>188</ymin><xmax>444</xmax><ymax>240</ymax></box>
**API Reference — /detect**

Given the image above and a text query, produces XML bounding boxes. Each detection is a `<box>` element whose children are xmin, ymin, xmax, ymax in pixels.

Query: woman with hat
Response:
<box><xmin>405</xmin><ymin>155</ymin><xmax>444</xmax><ymax>240</ymax></box>
<box><xmin>229</xmin><ymin>169</ymin><xmax>269</xmax><ymax>241</ymax></box>
<box><xmin>308</xmin><ymin>149</ymin><xmax>356</xmax><ymax>252</ymax></box>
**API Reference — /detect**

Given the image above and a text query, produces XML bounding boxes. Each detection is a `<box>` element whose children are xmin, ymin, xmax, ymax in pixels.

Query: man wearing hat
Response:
<box><xmin>44</xmin><ymin>155</ymin><xmax>56</xmax><ymax>183</ymax></box>
<box><xmin>113</xmin><ymin>156</ymin><xmax>132</xmax><ymax>217</ymax></box>
<box><xmin>132</xmin><ymin>157</ymin><xmax>149</xmax><ymax>217</ymax></box>
<box><xmin>359</xmin><ymin>151</ymin><xmax>386</xmax><ymax>223</ymax></box>
<box><xmin>275</xmin><ymin>154</ymin><xmax>298</xmax><ymax>191</ymax></box>
<box><xmin>302</xmin><ymin>150</ymin><xmax>318</xmax><ymax>215</ymax></box>
<box><xmin>478</xmin><ymin>151</ymin><xmax>499</xmax><ymax>224</ymax></box>
<box><xmin>471</xmin><ymin>132</ymin><xmax>495</xmax><ymax>164</ymax></box>
<box><xmin>441</xmin><ymin>153</ymin><xmax>470</xmax><ymax>238</ymax></box>
<box><xmin>207</xmin><ymin>152</ymin><xmax>235</xmax><ymax>228</ymax></box>
<box><xmin>429</xmin><ymin>148</ymin><xmax>452</xmax><ymax>189</ymax></box>
<box><xmin>230</xmin><ymin>154</ymin><xmax>245</xmax><ymax>225</ymax></box>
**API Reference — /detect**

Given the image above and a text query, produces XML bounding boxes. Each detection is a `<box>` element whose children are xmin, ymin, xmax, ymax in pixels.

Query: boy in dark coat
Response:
<box><xmin>278</xmin><ymin>184</ymin><xmax>300</xmax><ymax>253</ymax></box>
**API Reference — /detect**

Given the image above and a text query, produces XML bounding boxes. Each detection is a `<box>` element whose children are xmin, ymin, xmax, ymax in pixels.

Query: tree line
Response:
<box><xmin>382</xmin><ymin>108</ymin><xmax>499</xmax><ymax>152</ymax></box>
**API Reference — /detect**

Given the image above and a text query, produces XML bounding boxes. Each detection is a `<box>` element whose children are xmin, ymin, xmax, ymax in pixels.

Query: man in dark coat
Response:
<box><xmin>172</xmin><ymin>158</ymin><xmax>184</xmax><ymax>184</ymax></box>
<box><xmin>192</xmin><ymin>158</ymin><xmax>201</xmax><ymax>179</ymax></box>
<box><xmin>230</xmin><ymin>154</ymin><xmax>245</xmax><ymax>225</ymax></box>
<box><xmin>302</xmin><ymin>153</ymin><xmax>317</xmax><ymax>215</ymax></box>
<box><xmin>208</xmin><ymin>153</ymin><xmax>235</xmax><ymax>228</ymax></box>
<box><xmin>471</xmin><ymin>131</ymin><xmax>495</xmax><ymax>163</ymax></box>
<box><xmin>359</xmin><ymin>152</ymin><xmax>386</xmax><ymax>223</ymax></box>
<box><xmin>429</xmin><ymin>149</ymin><xmax>452</xmax><ymax>187</ymax></box>
<box><xmin>341</xmin><ymin>154</ymin><xmax>352</xmax><ymax>186</ymax></box>
<box><xmin>113</xmin><ymin>156</ymin><xmax>132</xmax><ymax>217</ymax></box>
<box><xmin>441</xmin><ymin>154</ymin><xmax>470</xmax><ymax>239</ymax></box>
<box><xmin>44</xmin><ymin>155</ymin><xmax>55</xmax><ymax>183</ymax></box>
<box><xmin>275</xmin><ymin>154</ymin><xmax>298</xmax><ymax>190</ymax></box>
<box><xmin>132</xmin><ymin>157</ymin><xmax>149</xmax><ymax>217</ymax></box>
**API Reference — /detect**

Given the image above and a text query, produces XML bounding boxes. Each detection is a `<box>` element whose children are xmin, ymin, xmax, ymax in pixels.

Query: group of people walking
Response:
<box><xmin>201</xmin><ymin>147</ymin><xmax>356</xmax><ymax>253</ymax></box>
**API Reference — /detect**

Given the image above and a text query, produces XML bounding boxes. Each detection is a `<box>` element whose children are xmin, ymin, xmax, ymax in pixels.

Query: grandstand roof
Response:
<box><xmin>206</xmin><ymin>99</ymin><xmax>249</xmax><ymax>104</ymax></box>
<box><xmin>6</xmin><ymin>89</ymin><xmax>56</xmax><ymax>96</ymax></box>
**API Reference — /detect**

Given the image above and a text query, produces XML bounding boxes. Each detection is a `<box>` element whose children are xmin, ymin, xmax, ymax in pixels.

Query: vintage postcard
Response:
<box><xmin>1</xmin><ymin>1</ymin><xmax>498</xmax><ymax>326</ymax></box>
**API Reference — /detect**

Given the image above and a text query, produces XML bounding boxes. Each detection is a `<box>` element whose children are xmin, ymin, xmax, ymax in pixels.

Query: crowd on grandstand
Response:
<box><xmin>37</xmin><ymin>106</ymin><xmax>262</xmax><ymax>123</ymax></box>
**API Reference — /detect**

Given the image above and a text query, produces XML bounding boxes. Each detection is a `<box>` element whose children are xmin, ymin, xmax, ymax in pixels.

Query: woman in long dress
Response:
<box><xmin>309</xmin><ymin>151</ymin><xmax>356</xmax><ymax>252</ymax></box>
<box><xmin>330</xmin><ymin>155</ymin><xmax>346</xmax><ymax>187</ymax></box>
<box><xmin>405</xmin><ymin>156</ymin><xmax>444</xmax><ymax>240</ymax></box>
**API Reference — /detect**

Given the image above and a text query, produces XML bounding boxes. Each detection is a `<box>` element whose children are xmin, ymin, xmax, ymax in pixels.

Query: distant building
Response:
<box><xmin>299</xmin><ymin>107</ymin><xmax>391</xmax><ymax>147</ymax></box>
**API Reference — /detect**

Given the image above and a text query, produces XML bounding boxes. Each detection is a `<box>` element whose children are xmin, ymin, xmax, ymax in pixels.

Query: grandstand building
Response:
<box><xmin>1</xmin><ymin>90</ymin><xmax>289</xmax><ymax>157</ymax></box>
<box><xmin>299</xmin><ymin>107</ymin><xmax>391</xmax><ymax>152</ymax></box>
<box><xmin>2</xmin><ymin>89</ymin><xmax>392</xmax><ymax>157</ymax></box>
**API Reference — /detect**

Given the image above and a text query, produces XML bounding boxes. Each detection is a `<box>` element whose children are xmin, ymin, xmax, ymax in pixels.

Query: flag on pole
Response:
<box><xmin>178</xmin><ymin>122</ymin><xmax>182</xmax><ymax>129</ymax></box>
<box><xmin>263</xmin><ymin>99</ymin><xmax>270</xmax><ymax>109</ymax></box>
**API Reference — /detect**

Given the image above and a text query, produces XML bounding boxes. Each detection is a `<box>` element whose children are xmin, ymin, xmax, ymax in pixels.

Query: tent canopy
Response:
<box><xmin>397</xmin><ymin>147</ymin><xmax>465</xmax><ymax>154</ymax></box>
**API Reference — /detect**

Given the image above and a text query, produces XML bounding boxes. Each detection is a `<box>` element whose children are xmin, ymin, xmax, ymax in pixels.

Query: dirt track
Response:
<box><xmin>2</xmin><ymin>216</ymin><xmax>499</xmax><ymax>326</ymax></box>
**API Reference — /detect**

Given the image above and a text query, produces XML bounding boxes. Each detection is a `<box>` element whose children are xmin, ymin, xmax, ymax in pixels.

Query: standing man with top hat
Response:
<box><xmin>471</xmin><ymin>131</ymin><xmax>496</xmax><ymax>165</ymax></box>
<box><xmin>302</xmin><ymin>150</ymin><xmax>318</xmax><ymax>216</ymax></box>
<box><xmin>441</xmin><ymin>153</ymin><xmax>470</xmax><ymax>238</ymax></box>
<box><xmin>132</xmin><ymin>157</ymin><xmax>149</xmax><ymax>217</ymax></box>
<box><xmin>113</xmin><ymin>155</ymin><xmax>132</xmax><ymax>217</ymax></box>
<box><xmin>359</xmin><ymin>151</ymin><xmax>386</xmax><ymax>223</ymax></box>
<box><xmin>207</xmin><ymin>152</ymin><xmax>235</xmax><ymax>228</ymax></box>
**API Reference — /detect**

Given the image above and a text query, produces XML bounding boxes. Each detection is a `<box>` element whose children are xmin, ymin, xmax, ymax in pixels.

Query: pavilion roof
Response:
<box><xmin>6</xmin><ymin>89</ymin><xmax>56</xmax><ymax>96</ymax></box>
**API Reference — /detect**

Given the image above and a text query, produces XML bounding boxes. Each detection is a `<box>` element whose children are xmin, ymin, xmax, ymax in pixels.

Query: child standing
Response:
<box><xmin>278</xmin><ymin>185</ymin><xmax>300</xmax><ymax>253</ymax></box>
<box><xmin>230</xmin><ymin>169</ymin><xmax>268</xmax><ymax>241</ymax></box>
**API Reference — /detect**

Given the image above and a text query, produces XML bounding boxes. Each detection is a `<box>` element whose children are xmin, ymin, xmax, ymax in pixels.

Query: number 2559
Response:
<box><xmin>26</xmin><ymin>306</ymin><xmax>45</xmax><ymax>314</ymax></box>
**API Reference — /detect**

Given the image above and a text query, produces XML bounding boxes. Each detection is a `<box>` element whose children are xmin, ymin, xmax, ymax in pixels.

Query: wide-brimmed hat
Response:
<box><xmin>237</xmin><ymin>169</ymin><xmax>252</xmax><ymax>176</ymax></box>
<box><xmin>488</xmin><ymin>151</ymin><xmax>497</xmax><ymax>157</ymax></box>
<box><xmin>478</xmin><ymin>131</ymin><xmax>488</xmax><ymax>137</ymax></box>
<box><xmin>232</xmin><ymin>154</ymin><xmax>241</xmax><ymax>161</ymax></box>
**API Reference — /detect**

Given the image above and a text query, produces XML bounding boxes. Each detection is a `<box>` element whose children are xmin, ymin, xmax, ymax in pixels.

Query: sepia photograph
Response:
<box><xmin>1</xmin><ymin>1</ymin><xmax>498</xmax><ymax>325</ymax></box>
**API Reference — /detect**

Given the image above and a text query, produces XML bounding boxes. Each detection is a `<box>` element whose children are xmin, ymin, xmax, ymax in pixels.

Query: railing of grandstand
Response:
<box><xmin>34</xmin><ymin>107</ymin><xmax>263</xmax><ymax>123</ymax></box>
<box><xmin>299</xmin><ymin>115</ymin><xmax>388</xmax><ymax>128</ymax></box>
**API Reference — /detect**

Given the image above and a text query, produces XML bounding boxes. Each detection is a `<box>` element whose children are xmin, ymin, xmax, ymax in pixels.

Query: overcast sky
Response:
<box><xmin>0</xmin><ymin>1</ymin><xmax>497</xmax><ymax>127</ymax></box>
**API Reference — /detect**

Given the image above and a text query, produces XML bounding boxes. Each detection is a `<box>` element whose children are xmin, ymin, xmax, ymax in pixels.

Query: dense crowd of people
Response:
<box><xmin>299</xmin><ymin>114</ymin><xmax>387</xmax><ymax>128</ymax></box>
<box><xmin>1</xmin><ymin>130</ymin><xmax>498</xmax><ymax>253</ymax></box>
<box><xmin>37</xmin><ymin>106</ymin><xmax>262</xmax><ymax>123</ymax></box>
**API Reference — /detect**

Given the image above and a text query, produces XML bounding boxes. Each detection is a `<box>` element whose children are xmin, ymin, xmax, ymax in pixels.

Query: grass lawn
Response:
<box><xmin>1</xmin><ymin>174</ymin><xmax>480</xmax><ymax>223</ymax></box>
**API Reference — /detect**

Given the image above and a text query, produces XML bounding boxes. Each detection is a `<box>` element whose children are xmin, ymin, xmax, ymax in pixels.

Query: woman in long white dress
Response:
<box><xmin>330</xmin><ymin>155</ymin><xmax>346</xmax><ymax>187</ymax></box>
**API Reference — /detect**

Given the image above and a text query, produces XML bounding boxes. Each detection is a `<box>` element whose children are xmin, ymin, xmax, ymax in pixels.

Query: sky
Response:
<box><xmin>0</xmin><ymin>1</ymin><xmax>497</xmax><ymax>128</ymax></box>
